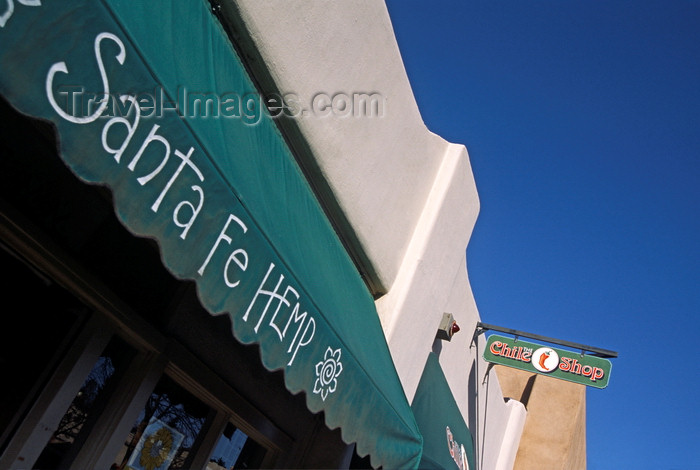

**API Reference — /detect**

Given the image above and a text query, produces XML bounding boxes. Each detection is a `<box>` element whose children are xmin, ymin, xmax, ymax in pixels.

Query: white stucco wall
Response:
<box><xmin>231</xmin><ymin>0</ymin><xmax>447</xmax><ymax>291</ymax></box>
<box><xmin>229</xmin><ymin>1</ymin><xmax>526</xmax><ymax>467</ymax></box>
<box><xmin>374</xmin><ymin>142</ymin><xmax>526</xmax><ymax>470</ymax></box>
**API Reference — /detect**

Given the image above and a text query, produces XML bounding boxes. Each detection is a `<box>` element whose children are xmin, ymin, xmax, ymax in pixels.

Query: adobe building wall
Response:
<box><xmin>495</xmin><ymin>365</ymin><xmax>587</xmax><ymax>470</ymax></box>
<box><xmin>228</xmin><ymin>2</ymin><xmax>528</xmax><ymax>466</ymax></box>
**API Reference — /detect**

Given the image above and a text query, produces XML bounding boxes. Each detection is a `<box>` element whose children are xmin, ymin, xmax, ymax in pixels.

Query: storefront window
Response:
<box><xmin>0</xmin><ymin>245</ymin><xmax>86</xmax><ymax>455</ymax></box>
<box><xmin>112</xmin><ymin>375</ymin><xmax>209</xmax><ymax>470</ymax></box>
<box><xmin>207</xmin><ymin>423</ymin><xmax>267</xmax><ymax>470</ymax></box>
<box><xmin>33</xmin><ymin>336</ymin><xmax>135</xmax><ymax>469</ymax></box>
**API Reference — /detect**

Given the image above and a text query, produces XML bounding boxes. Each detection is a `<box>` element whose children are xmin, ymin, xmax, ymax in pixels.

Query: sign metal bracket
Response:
<box><xmin>476</xmin><ymin>322</ymin><xmax>618</xmax><ymax>358</ymax></box>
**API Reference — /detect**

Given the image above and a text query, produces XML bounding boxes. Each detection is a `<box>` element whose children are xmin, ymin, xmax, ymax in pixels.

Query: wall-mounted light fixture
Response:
<box><xmin>436</xmin><ymin>312</ymin><xmax>460</xmax><ymax>341</ymax></box>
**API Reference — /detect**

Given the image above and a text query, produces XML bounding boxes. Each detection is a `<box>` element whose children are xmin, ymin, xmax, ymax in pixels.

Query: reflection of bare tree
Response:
<box><xmin>52</xmin><ymin>357</ymin><xmax>115</xmax><ymax>444</ymax></box>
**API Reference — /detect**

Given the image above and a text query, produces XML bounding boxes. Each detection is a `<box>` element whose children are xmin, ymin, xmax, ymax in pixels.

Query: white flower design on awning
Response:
<box><xmin>313</xmin><ymin>347</ymin><xmax>343</xmax><ymax>401</ymax></box>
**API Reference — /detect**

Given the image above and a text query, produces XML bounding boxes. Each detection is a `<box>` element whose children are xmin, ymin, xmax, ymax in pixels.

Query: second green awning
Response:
<box><xmin>412</xmin><ymin>353</ymin><xmax>476</xmax><ymax>470</ymax></box>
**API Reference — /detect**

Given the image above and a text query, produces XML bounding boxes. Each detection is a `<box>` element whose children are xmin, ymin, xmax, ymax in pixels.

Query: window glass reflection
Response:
<box><xmin>207</xmin><ymin>422</ymin><xmax>267</xmax><ymax>470</ymax></box>
<box><xmin>34</xmin><ymin>336</ymin><xmax>135</xmax><ymax>469</ymax></box>
<box><xmin>113</xmin><ymin>375</ymin><xmax>209</xmax><ymax>470</ymax></box>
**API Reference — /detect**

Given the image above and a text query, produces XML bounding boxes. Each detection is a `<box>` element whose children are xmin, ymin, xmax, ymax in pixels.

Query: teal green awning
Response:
<box><xmin>0</xmin><ymin>1</ymin><xmax>422</xmax><ymax>467</ymax></box>
<box><xmin>412</xmin><ymin>353</ymin><xmax>476</xmax><ymax>470</ymax></box>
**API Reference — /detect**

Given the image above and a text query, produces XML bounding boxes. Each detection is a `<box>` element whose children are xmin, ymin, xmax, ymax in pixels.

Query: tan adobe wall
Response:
<box><xmin>495</xmin><ymin>365</ymin><xmax>587</xmax><ymax>470</ymax></box>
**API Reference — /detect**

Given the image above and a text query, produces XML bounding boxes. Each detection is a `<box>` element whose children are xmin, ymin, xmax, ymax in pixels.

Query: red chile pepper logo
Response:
<box><xmin>532</xmin><ymin>347</ymin><xmax>559</xmax><ymax>373</ymax></box>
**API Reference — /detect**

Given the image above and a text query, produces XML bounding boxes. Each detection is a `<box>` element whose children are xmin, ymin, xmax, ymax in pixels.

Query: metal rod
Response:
<box><xmin>476</xmin><ymin>322</ymin><xmax>618</xmax><ymax>358</ymax></box>
<box><xmin>473</xmin><ymin>328</ymin><xmax>481</xmax><ymax>470</ymax></box>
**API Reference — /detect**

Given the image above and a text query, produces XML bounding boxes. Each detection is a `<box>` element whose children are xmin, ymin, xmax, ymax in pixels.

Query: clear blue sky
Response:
<box><xmin>385</xmin><ymin>1</ymin><xmax>699</xmax><ymax>469</ymax></box>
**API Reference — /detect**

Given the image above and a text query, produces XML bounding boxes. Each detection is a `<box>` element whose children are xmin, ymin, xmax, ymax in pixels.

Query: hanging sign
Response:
<box><xmin>483</xmin><ymin>335</ymin><xmax>612</xmax><ymax>389</ymax></box>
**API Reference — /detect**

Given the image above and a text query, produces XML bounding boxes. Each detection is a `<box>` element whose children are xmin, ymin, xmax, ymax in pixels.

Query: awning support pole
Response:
<box><xmin>471</xmin><ymin>324</ymin><xmax>488</xmax><ymax>470</ymax></box>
